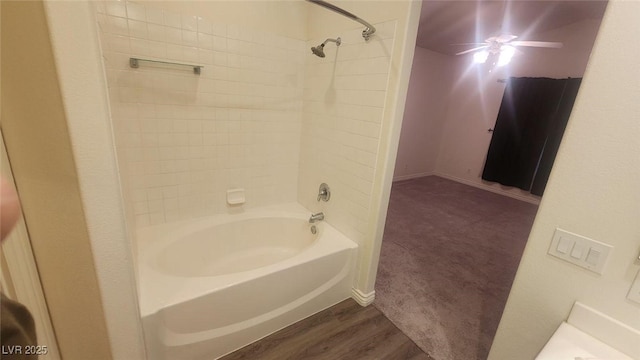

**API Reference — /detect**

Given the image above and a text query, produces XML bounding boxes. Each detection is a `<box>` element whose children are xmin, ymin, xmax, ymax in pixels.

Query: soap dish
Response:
<box><xmin>226</xmin><ymin>188</ymin><xmax>245</xmax><ymax>205</ymax></box>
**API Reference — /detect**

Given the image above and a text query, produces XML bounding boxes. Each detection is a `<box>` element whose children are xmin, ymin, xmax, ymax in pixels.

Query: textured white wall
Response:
<box><xmin>42</xmin><ymin>1</ymin><xmax>146</xmax><ymax>358</ymax></box>
<box><xmin>393</xmin><ymin>47</ymin><xmax>451</xmax><ymax>181</ymax></box>
<box><xmin>489</xmin><ymin>1</ymin><xmax>640</xmax><ymax>358</ymax></box>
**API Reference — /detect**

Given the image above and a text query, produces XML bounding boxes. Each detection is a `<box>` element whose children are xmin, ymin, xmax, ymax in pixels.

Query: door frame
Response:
<box><xmin>1</xmin><ymin>129</ymin><xmax>61</xmax><ymax>359</ymax></box>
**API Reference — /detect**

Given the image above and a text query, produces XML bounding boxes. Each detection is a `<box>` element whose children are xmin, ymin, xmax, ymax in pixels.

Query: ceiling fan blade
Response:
<box><xmin>456</xmin><ymin>46</ymin><xmax>489</xmax><ymax>56</ymax></box>
<box><xmin>450</xmin><ymin>43</ymin><xmax>487</xmax><ymax>46</ymax></box>
<box><xmin>495</xmin><ymin>34</ymin><xmax>518</xmax><ymax>43</ymax></box>
<box><xmin>511</xmin><ymin>41</ymin><xmax>563</xmax><ymax>48</ymax></box>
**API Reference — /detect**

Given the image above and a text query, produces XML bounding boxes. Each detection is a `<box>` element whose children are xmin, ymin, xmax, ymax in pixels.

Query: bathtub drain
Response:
<box><xmin>310</xmin><ymin>225</ymin><xmax>317</xmax><ymax>234</ymax></box>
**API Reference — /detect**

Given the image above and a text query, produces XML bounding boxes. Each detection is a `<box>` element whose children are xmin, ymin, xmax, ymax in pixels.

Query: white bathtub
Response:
<box><xmin>137</xmin><ymin>203</ymin><xmax>358</xmax><ymax>360</ymax></box>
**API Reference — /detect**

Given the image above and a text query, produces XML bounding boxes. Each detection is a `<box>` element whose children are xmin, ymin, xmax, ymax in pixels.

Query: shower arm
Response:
<box><xmin>306</xmin><ymin>0</ymin><xmax>376</xmax><ymax>41</ymax></box>
<box><xmin>323</xmin><ymin>38</ymin><xmax>341</xmax><ymax>46</ymax></box>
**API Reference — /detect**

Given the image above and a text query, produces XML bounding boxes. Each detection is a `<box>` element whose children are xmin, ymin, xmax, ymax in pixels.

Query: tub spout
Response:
<box><xmin>309</xmin><ymin>212</ymin><xmax>324</xmax><ymax>223</ymax></box>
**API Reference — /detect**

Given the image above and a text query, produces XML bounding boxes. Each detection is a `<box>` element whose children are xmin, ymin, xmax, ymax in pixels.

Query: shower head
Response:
<box><xmin>311</xmin><ymin>44</ymin><xmax>326</xmax><ymax>58</ymax></box>
<box><xmin>310</xmin><ymin>37</ymin><xmax>341</xmax><ymax>58</ymax></box>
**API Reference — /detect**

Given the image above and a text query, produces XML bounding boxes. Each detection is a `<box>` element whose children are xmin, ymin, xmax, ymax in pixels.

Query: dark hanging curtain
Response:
<box><xmin>481</xmin><ymin>77</ymin><xmax>582</xmax><ymax>196</ymax></box>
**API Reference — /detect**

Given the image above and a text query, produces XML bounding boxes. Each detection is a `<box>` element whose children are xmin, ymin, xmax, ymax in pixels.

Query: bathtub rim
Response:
<box><xmin>136</xmin><ymin>202</ymin><xmax>358</xmax><ymax>318</ymax></box>
<box><xmin>151</xmin><ymin>215</ymin><xmax>319</xmax><ymax>277</ymax></box>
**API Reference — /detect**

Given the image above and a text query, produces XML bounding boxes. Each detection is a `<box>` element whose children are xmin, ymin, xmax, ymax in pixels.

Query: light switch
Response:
<box><xmin>628</xmin><ymin>269</ymin><xmax>640</xmax><ymax>304</ymax></box>
<box><xmin>586</xmin><ymin>248</ymin><xmax>601</xmax><ymax>266</ymax></box>
<box><xmin>556</xmin><ymin>237</ymin><xmax>572</xmax><ymax>254</ymax></box>
<box><xmin>570</xmin><ymin>243</ymin><xmax>584</xmax><ymax>259</ymax></box>
<box><xmin>548</xmin><ymin>228</ymin><xmax>612</xmax><ymax>275</ymax></box>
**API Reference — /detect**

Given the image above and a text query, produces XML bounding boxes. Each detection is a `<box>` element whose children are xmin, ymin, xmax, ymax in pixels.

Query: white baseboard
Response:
<box><xmin>434</xmin><ymin>172</ymin><xmax>541</xmax><ymax>205</ymax></box>
<box><xmin>351</xmin><ymin>288</ymin><xmax>375</xmax><ymax>306</ymax></box>
<box><xmin>393</xmin><ymin>171</ymin><xmax>434</xmax><ymax>182</ymax></box>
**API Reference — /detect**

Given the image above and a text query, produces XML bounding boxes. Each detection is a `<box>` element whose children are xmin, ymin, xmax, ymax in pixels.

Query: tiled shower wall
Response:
<box><xmin>95</xmin><ymin>2</ymin><xmax>305</xmax><ymax>227</ymax></box>
<box><xmin>299</xmin><ymin>23</ymin><xmax>396</xmax><ymax>245</ymax></box>
<box><xmin>95</xmin><ymin>1</ymin><xmax>397</xmax><ymax>242</ymax></box>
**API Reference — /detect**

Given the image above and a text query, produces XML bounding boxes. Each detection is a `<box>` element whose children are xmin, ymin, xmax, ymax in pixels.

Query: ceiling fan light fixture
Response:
<box><xmin>473</xmin><ymin>50</ymin><xmax>489</xmax><ymax>64</ymax></box>
<box><xmin>497</xmin><ymin>45</ymin><xmax>516</xmax><ymax>66</ymax></box>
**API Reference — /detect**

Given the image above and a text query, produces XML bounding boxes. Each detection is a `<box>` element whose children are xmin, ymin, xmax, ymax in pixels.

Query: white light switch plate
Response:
<box><xmin>548</xmin><ymin>228</ymin><xmax>612</xmax><ymax>274</ymax></box>
<box><xmin>628</xmin><ymin>269</ymin><xmax>640</xmax><ymax>304</ymax></box>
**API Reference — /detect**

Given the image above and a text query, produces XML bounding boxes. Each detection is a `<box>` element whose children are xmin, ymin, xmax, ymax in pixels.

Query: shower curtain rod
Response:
<box><xmin>306</xmin><ymin>0</ymin><xmax>376</xmax><ymax>40</ymax></box>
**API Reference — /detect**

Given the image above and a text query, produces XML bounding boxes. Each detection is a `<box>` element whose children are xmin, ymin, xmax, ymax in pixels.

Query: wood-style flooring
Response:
<box><xmin>220</xmin><ymin>299</ymin><xmax>433</xmax><ymax>360</ymax></box>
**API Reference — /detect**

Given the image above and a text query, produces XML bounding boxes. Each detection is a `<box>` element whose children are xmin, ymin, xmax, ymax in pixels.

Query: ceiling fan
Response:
<box><xmin>456</xmin><ymin>34</ymin><xmax>563</xmax><ymax>65</ymax></box>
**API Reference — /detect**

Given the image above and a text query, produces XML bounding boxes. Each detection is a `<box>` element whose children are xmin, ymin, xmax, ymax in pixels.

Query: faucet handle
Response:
<box><xmin>317</xmin><ymin>183</ymin><xmax>331</xmax><ymax>202</ymax></box>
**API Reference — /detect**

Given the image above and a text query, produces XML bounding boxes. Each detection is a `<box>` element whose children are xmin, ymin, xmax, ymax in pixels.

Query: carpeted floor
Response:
<box><xmin>374</xmin><ymin>176</ymin><xmax>538</xmax><ymax>360</ymax></box>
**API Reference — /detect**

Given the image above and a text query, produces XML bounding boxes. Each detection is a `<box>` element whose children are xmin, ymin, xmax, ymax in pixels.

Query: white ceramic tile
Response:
<box><xmin>227</xmin><ymin>39</ymin><xmax>241</xmax><ymax>55</ymax></box>
<box><xmin>135</xmin><ymin>214</ymin><xmax>150</xmax><ymax>227</ymax></box>
<box><xmin>210</xmin><ymin>23</ymin><xmax>225</xmax><ymax>37</ymax></box>
<box><xmin>163</xmin><ymin>11</ymin><xmax>181</xmax><ymax>28</ymax></box>
<box><xmin>157</xmin><ymin>134</ymin><xmax>172</xmax><ymax>147</ymax></box>
<box><xmin>182</xmin><ymin>30</ymin><xmax>198</xmax><ymax>47</ymax></box>
<box><xmin>119</xmin><ymin>86</ymin><xmax>140</xmax><ymax>103</ymax></box>
<box><xmin>226</xmin><ymin>54</ymin><xmax>240</xmax><ymax>69</ymax></box>
<box><xmin>209</xmin><ymin>36</ymin><xmax>225</xmax><ymax>53</ymax></box>
<box><xmin>360</xmin><ymin>38</ymin><xmax>394</xmax><ymax>59</ymax></box>
<box><xmin>96</xmin><ymin>13</ymin><xmax>109</xmax><ymax>33</ymax></box>
<box><xmin>181</xmin><ymin>14</ymin><xmax>197</xmax><ymax>31</ymax></box>
<box><xmin>116</xmin><ymin>120</ymin><xmax>138</xmax><ymax>136</ymax></box>
<box><xmin>145</xmin><ymin>6</ymin><xmax>163</xmax><ymax>25</ymax></box>
<box><xmin>125</xmin><ymin>2</ymin><xmax>146</xmax><ymax>21</ymax></box>
<box><xmin>145</xmin><ymin>188</ymin><xmax>162</xmax><ymax>201</ymax></box>
<box><xmin>143</xmin><ymin>147</ymin><xmax>160</xmax><ymax>162</ymax></box>
<box><xmin>174</xmin><ymin>132</ymin><xmax>189</xmax><ymax>144</ymax></box>
<box><xmin>149</xmin><ymin>212</ymin><xmax>165</xmax><ymax>225</ymax></box>
<box><xmin>107</xmin><ymin>15</ymin><xmax>129</xmax><ymax>36</ymax></box>
<box><xmin>147</xmin><ymin>24</ymin><xmax>165</xmax><ymax>42</ymax></box>
<box><xmin>188</xmin><ymin>134</ymin><xmax>203</xmax><ymax>146</ymax></box>
<box><xmin>166</xmin><ymin>44</ymin><xmax>182</xmax><ymax>60</ymax></box>
<box><xmin>198</xmin><ymin>33</ymin><xmax>213</xmax><ymax>50</ymax></box>
<box><xmin>196</xmin><ymin>49</ymin><xmax>213</xmax><ymax>65</ymax></box>
<box><xmin>95</xmin><ymin>2</ymin><xmax>106</xmax><ymax>14</ymax></box>
<box><xmin>140</xmin><ymin>135</ymin><xmax>157</xmax><ymax>150</ymax></box>
<box><xmin>130</xmin><ymin>38</ymin><xmax>149</xmax><ymax>56</ymax></box>
<box><xmin>160</xmin><ymin>157</ymin><xmax>176</xmax><ymax>174</ymax></box>
<box><xmin>144</xmin><ymin>162</ymin><xmax>160</xmax><ymax>176</ymax></box>
<box><xmin>97</xmin><ymin>11</ymin><xmax>326</xmax><ymax>228</ymax></box>
<box><xmin>147</xmin><ymin>41</ymin><xmax>166</xmax><ymax>58</ymax></box>
<box><xmin>105</xmin><ymin>1</ymin><xmax>127</xmax><ymax>18</ymax></box>
<box><xmin>148</xmin><ymin>199</ymin><xmax>163</xmax><ymax>212</ymax></box>
<box><xmin>162</xmin><ymin>186</ymin><xmax>178</xmax><ymax>199</ymax></box>
<box><xmin>227</xmin><ymin>24</ymin><xmax>240</xmax><ymax>39</ymax></box>
<box><xmin>107</xmin><ymin>34</ymin><xmax>130</xmax><ymax>53</ymax></box>
<box><xmin>106</xmin><ymin>51</ymin><xmax>131</xmax><ymax>70</ymax></box>
<box><xmin>188</xmin><ymin>120</ymin><xmax>202</xmax><ymax>133</ymax></box>
<box><xmin>165</xmin><ymin>26</ymin><xmax>182</xmax><ymax>45</ymax></box>
<box><xmin>183</xmin><ymin>46</ymin><xmax>199</xmax><ymax>63</ymax></box>
<box><xmin>121</xmin><ymin>132</ymin><xmax>142</xmax><ymax>147</ymax></box>
<box><xmin>138</xmin><ymin>89</ymin><xmax>156</xmax><ymax>104</ymax></box>
<box><xmin>375</xmin><ymin>20</ymin><xmax>397</xmax><ymax>40</ymax></box>
<box><xmin>197</xmin><ymin>17</ymin><xmax>212</xmax><ymax>34</ymax></box>
<box><xmin>237</xmin><ymin>27</ymin><xmax>254</xmax><ymax>42</ymax></box>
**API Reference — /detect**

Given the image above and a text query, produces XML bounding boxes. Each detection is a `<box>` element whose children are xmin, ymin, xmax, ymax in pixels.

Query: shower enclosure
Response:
<box><xmin>44</xmin><ymin>0</ymin><xmax>419</xmax><ymax>358</ymax></box>
<box><xmin>95</xmin><ymin>0</ymin><xmax>398</xmax><ymax>279</ymax></box>
<box><xmin>94</xmin><ymin>1</ymin><xmax>396</xmax><ymax>355</ymax></box>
